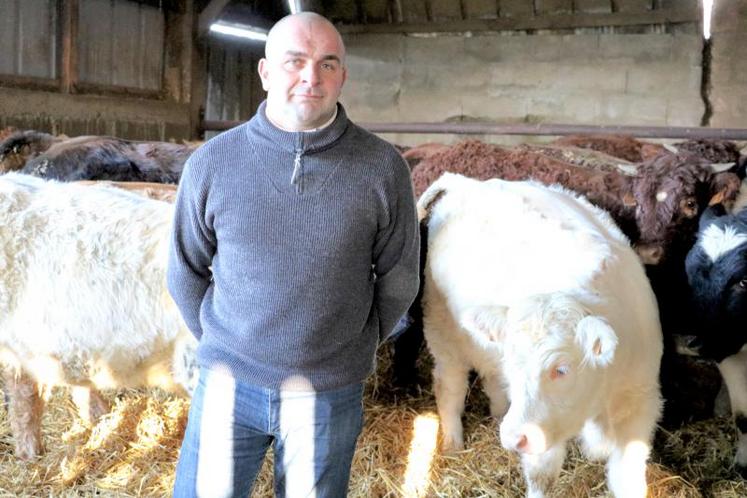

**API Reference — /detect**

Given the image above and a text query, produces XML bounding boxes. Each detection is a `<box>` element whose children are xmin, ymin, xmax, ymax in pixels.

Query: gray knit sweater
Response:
<box><xmin>166</xmin><ymin>101</ymin><xmax>420</xmax><ymax>391</ymax></box>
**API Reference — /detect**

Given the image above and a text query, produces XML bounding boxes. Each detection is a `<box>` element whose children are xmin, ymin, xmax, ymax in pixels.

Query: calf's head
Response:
<box><xmin>685</xmin><ymin>205</ymin><xmax>747</xmax><ymax>361</ymax></box>
<box><xmin>0</xmin><ymin>131</ymin><xmax>61</xmax><ymax>173</ymax></box>
<box><xmin>463</xmin><ymin>294</ymin><xmax>617</xmax><ymax>455</ymax></box>
<box><xmin>632</xmin><ymin>153</ymin><xmax>740</xmax><ymax>265</ymax></box>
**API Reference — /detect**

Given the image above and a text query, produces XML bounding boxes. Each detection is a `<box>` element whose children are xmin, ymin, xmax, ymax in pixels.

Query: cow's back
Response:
<box><xmin>423</xmin><ymin>173</ymin><xmax>661</xmax><ymax>373</ymax></box>
<box><xmin>0</xmin><ymin>173</ymin><xmax>182</xmax><ymax>376</ymax></box>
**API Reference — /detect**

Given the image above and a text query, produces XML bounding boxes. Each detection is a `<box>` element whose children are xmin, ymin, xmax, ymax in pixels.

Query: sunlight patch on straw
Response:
<box><xmin>402</xmin><ymin>412</ymin><xmax>439</xmax><ymax>497</ymax></box>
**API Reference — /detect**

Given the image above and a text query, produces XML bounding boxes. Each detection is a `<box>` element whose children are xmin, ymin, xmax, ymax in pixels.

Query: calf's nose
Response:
<box><xmin>515</xmin><ymin>434</ymin><xmax>529</xmax><ymax>452</ymax></box>
<box><xmin>635</xmin><ymin>244</ymin><xmax>663</xmax><ymax>265</ymax></box>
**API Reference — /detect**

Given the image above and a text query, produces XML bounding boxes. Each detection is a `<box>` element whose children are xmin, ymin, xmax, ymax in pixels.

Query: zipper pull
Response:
<box><xmin>291</xmin><ymin>151</ymin><xmax>302</xmax><ymax>192</ymax></box>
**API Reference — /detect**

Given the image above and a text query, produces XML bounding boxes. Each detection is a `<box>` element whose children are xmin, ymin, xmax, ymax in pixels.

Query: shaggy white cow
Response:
<box><xmin>0</xmin><ymin>173</ymin><xmax>197</xmax><ymax>460</ymax></box>
<box><xmin>421</xmin><ymin>173</ymin><xmax>662</xmax><ymax>498</ymax></box>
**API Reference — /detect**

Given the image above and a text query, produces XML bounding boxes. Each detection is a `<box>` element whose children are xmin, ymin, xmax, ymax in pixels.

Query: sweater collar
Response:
<box><xmin>247</xmin><ymin>100</ymin><xmax>350</xmax><ymax>154</ymax></box>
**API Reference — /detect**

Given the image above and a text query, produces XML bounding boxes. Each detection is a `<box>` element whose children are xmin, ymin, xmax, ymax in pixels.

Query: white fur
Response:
<box><xmin>421</xmin><ymin>173</ymin><xmax>662</xmax><ymax>498</ymax></box>
<box><xmin>700</xmin><ymin>223</ymin><xmax>747</xmax><ymax>263</ymax></box>
<box><xmin>0</xmin><ymin>172</ymin><xmax>197</xmax><ymax>400</ymax></box>
<box><xmin>718</xmin><ymin>347</ymin><xmax>747</xmax><ymax>468</ymax></box>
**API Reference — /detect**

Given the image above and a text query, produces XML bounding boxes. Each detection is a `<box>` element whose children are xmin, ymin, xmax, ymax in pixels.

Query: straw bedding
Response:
<box><xmin>0</xmin><ymin>346</ymin><xmax>745</xmax><ymax>497</ymax></box>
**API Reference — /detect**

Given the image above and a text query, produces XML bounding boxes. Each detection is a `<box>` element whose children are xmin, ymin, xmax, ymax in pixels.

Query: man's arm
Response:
<box><xmin>372</xmin><ymin>156</ymin><xmax>421</xmax><ymax>341</ymax></box>
<box><xmin>166</xmin><ymin>159</ymin><xmax>215</xmax><ymax>340</ymax></box>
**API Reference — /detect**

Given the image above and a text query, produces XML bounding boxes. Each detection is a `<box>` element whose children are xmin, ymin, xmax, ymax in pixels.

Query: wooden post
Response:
<box><xmin>60</xmin><ymin>0</ymin><xmax>79</xmax><ymax>94</ymax></box>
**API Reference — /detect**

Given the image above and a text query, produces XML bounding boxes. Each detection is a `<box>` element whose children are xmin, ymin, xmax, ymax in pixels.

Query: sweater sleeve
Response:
<box><xmin>166</xmin><ymin>157</ymin><xmax>216</xmax><ymax>340</ymax></box>
<box><xmin>372</xmin><ymin>154</ymin><xmax>421</xmax><ymax>342</ymax></box>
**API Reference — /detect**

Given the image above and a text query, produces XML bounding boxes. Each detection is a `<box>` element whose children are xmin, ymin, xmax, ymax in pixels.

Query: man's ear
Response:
<box><xmin>460</xmin><ymin>305</ymin><xmax>508</xmax><ymax>343</ymax></box>
<box><xmin>258</xmin><ymin>58</ymin><xmax>270</xmax><ymax>91</ymax></box>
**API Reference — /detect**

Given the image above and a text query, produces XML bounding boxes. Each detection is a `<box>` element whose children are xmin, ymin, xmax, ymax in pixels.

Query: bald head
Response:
<box><xmin>265</xmin><ymin>12</ymin><xmax>345</xmax><ymax>64</ymax></box>
<box><xmin>258</xmin><ymin>12</ymin><xmax>347</xmax><ymax>131</ymax></box>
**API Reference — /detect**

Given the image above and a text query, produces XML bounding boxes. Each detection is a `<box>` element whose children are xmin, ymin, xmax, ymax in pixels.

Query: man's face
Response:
<box><xmin>258</xmin><ymin>20</ymin><xmax>347</xmax><ymax>131</ymax></box>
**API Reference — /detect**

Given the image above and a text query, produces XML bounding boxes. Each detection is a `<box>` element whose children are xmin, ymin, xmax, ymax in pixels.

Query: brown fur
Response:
<box><xmin>401</xmin><ymin>142</ymin><xmax>451</xmax><ymax>170</ymax></box>
<box><xmin>673</xmin><ymin>139</ymin><xmax>741</xmax><ymax>164</ymax></box>
<box><xmin>0</xmin><ymin>130</ymin><xmax>196</xmax><ymax>183</ymax></box>
<box><xmin>553</xmin><ymin>134</ymin><xmax>668</xmax><ymax>162</ymax></box>
<box><xmin>3</xmin><ymin>367</ymin><xmax>44</xmax><ymax>460</ymax></box>
<box><xmin>0</xmin><ymin>126</ymin><xmax>18</xmax><ymax>142</ymax></box>
<box><xmin>516</xmin><ymin>144</ymin><xmax>637</xmax><ymax>175</ymax></box>
<box><xmin>411</xmin><ymin>140</ymin><xmax>740</xmax><ymax>258</ymax></box>
<box><xmin>0</xmin><ymin>131</ymin><xmax>64</xmax><ymax>173</ymax></box>
<box><xmin>76</xmin><ymin>180</ymin><xmax>178</xmax><ymax>203</ymax></box>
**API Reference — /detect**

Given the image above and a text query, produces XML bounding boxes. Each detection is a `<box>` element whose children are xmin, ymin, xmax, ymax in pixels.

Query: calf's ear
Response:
<box><xmin>709</xmin><ymin>172</ymin><xmax>741</xmax><ymax>207</ymax></box>
<box><xmin>576</xmin><ymin>316</ymin><xmax>618</xmax><ymax>367</ymax></box>
<box><xmin>460</xmin><ymin>305</ymin><xmax>508</xmax><ymax>343</ymax></box>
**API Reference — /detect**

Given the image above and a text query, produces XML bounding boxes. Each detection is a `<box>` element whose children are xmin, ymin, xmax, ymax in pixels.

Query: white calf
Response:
<box><xmin>0</xmin><ymin>173</ymin><xmax>196</xmax><ymax>459</ymax></box>
<box><xmin>421</xmin><ymin>173</ymin><xmax>662</xmax><ymax>498</ymax></box>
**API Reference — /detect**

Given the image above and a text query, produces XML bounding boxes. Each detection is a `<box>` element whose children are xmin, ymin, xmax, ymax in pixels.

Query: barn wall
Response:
<box><xmin>0</xmin><ymin>0</ymin><xmax>197</xmax><ymax>141</ymax></box>
<box><xmin>0</xmin><ymin>86</ymin><xmax>191</xmax><ymax>140</ymax></box>
<box><xmin>0</xmin><ymin>0</ymin><xmax>58</xmax><ymax>79</ymax></box>
<box><xmin>340</xmin><ymin>24</ymin><xmax>704</xmax><ymax>146</ymax></box>
<box><xmin>203</xmin><ymin>38</ymin><xmax>264</xmax><ymax>139</ymax></box>
<box><xmin>77</xmin><ymin>0</ymin><xmax>164</xmax><ymax>90</ymax></box>
<box><xmin>710</xmin><ymin>0</ymin><xmax>747</xmax><ymax>128</ymax></box>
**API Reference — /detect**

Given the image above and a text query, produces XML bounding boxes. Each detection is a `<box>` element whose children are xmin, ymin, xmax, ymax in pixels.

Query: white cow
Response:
<box><xmin>420</xmin><ymin>173</ymin><xmax>662</xmax><ymax>498</ymax></box>
<box><xmin>0</xmin><ymin>173</ymin><xmax>197</xmax><ymax>460</ymax></box>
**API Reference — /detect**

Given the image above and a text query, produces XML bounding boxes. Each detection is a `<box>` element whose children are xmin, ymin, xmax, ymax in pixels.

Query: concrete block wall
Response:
<box><xmin>709</xmin><ymin>0</ymin><xmax>747</xmax><ymax>128</ymax></box>
<box><xmin>340</xmin><ymin>25</ymin><xmax>705</xmax><ymax>145</ymax></box>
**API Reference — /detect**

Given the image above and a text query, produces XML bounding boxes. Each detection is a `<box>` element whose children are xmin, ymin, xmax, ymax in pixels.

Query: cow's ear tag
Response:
<box><xmin>576</xmin><ymin>316</ymin><xmax>618</xmax><ymax>367</ymax></box>
<box><xmin>460</xmin><ymin>305</ymin><xmax>508</xmax><ymax>343</ymax></box>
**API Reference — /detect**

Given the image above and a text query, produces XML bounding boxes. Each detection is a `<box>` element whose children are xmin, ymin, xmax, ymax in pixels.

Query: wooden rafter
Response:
<box><xmin>198</xmin><ymin>0</ymin><xmax>232</xmax><ymax>36</ymax></box>
<box><xmin>337</xmin><ymin>6</ymin><xmax>699</xmax><ymax>34</ymax></box>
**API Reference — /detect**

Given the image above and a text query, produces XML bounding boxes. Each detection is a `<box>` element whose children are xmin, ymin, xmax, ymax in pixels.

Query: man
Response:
<box><xmin>168</xmin><ymin>11</ymin><xmax>419</xmax><ymax>498</ymax></box>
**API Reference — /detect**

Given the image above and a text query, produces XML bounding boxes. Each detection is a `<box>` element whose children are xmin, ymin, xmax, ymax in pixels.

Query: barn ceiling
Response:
<box><xmin>199</xmin><ymin>0</ymin><xmax>700</xmax><ymax>39</ymax></box>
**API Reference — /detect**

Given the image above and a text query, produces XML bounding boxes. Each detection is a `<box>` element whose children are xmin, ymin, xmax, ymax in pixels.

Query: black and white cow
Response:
<box><xmin>685</xmin><ymin>204</ymin><xmax>747</xmax><ymax>473</ymax></box>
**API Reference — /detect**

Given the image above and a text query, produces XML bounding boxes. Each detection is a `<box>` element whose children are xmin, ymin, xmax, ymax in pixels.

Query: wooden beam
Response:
<box><xmin>337</xmin><ymin>6</ymin><xmax>699</xmax><ymax>34</ymax></box>
<box><xmin>60</xmin><ymin>0</ymin><xmax>79</xmax><ymax>94</ymax></box>
<box><xmin>391</xmin><ymin>0</ymin><xmax>403</xmax><ymax>23</ymax></box>
<box><xmin>74</xmin><ymin>81</ymin><xmax>163</xmax><ymax>99</ymax></box>
<box><xmin>0</xmin><ymin>74</ymin><xmax>61</xmax><ymax>93</ymax></box>
<box><xmin>198</xmin><ymin>0</ymin><xmax>232</xmax><ymax>37</ymax></box>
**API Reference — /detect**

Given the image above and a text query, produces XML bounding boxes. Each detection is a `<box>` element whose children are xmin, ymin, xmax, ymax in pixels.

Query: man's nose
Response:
<box><xmin>300</xmin><ymin>64</ymin><xmax>320</xmax><ymax>85</ymax></box>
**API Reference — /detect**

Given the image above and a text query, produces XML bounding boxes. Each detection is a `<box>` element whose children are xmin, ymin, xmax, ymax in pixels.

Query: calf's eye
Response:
<box><xmin>680</xmin><ymin>197</ymin><xmax>698</xmax><ymax>217</ymax></box>
<box><xmin>550</xmin><ymin>364</ymin><xmax>570</xmax><ymax>381</ymax></box>
<box><xmin>739</xmin><ymin>279</ymin><xmax>747</xmax><ymax>289</ymax></box>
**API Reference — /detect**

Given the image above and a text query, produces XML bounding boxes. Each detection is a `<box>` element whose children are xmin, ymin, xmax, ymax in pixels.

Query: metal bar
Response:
<box><xmin>201</xmin><ymin>119</ymin><xmax>747</xmax><ymax>140</ymax></box>
<box><xmin>336</xmin><ymin>6</ymin><xmax>698</xmax><ymax>34</ymax></box>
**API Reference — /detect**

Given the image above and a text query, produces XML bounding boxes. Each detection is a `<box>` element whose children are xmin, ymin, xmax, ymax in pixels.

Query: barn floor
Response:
<box><xmin>0</xmin><ymin>346</ymin><xmax>745</xmax><ymax>497</ymax></box>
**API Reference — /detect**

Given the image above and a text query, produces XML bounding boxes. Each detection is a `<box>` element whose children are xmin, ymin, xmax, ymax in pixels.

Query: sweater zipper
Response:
<box><xmin>291</xmin><ymin>149</ymin><xmax>303</xmax><ymax>194</ymax></box>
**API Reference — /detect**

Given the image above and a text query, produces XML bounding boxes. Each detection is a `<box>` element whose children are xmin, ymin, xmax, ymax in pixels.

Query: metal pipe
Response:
<box><xmin>201</xmin><ymin>120</ymin><xmax>747</xmax><ymax>140</ymax></box>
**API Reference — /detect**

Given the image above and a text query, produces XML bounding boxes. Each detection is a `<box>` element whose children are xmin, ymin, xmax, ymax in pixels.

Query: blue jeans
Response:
<box><xmin>173</xmin><ymin>368</ymin><xmax>364</xmax><ymax>498</ymax></box>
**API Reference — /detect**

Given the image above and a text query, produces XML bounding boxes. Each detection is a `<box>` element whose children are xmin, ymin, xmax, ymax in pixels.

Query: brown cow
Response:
<box><xmin>398</xmin><ymin>140</ymin><xmax>740</xmax><ymax>426</ymax></box>
<box><xmin>0</xmin><ymin>130</ymin><xmax>196</xmax><ymax>183</ymax></box>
